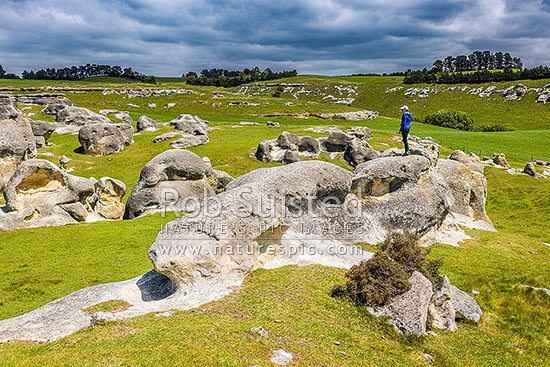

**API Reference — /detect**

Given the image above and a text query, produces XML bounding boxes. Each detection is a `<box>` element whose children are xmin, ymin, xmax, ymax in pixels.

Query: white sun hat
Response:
<box><xmin>400</xmin><ymin>105</ymin><xmax>408</xmax><ymax>111</ymax></box>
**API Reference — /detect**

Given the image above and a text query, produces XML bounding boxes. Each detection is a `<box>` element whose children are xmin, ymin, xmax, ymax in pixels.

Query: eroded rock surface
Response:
<box><xmin>0</xmin><ymin>118</ymin><xmax>37</xmax><ymax>192</ymax></box>
<box><xmin>170</xmin><ymin>114</ymin><xmax>211</xmax><ymax>136</ymax></box>
<box><xmin>56</xmin><ymin>106</ymin><xmax>111</xmax><ymax>126</ymax></box>
<box><xmin>78</xmin><ymin>122</ymin><xmax>134</xmax><ymax>156</ymax></box>
<box><xmin>0</xmin><ymin>159</ymin><xmax>126</xmax><ymax>231</ymax></box>
<box><xmin>137</xmin><ymin>115</ymin><xmax>159</xmax><ymax>132</ymax></box>
<box><xmin>124</xmin><ymin>149</ymin><xmax>219</xmax><ymax>219</ymax></box>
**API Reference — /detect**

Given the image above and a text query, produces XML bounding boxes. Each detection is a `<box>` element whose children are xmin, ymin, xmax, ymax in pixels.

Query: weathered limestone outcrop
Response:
<box><xmin>136</xmin><ymin>115</ymin><xmax>159</xmax><ymax>132</ymax></box>
<box><xmin>170</xmin><ymin>135</ymin><xmax>210</xmax><ymax>149</ymax></box>
<box><xmin>0</xmin><ymin>159</ymin><xmax>126</xmax><ymax>231</ymax></box>
<box><xmin>170</xmin><ymin>114</ymin><xmax>211</xmax><ymax>136</ymax></box>
<box><xmin>30</xmin><ymin>120</ymin><xmax>56</xmax><ymax>147</ymax></box>
<box><xmin>0</xmin><ymin>153</ymin><xmax>490</xmax><ymax>342</ymax></box>
<box><xmin>124</xmin><ymin>150</ymin><xmax>221</xmax><ymax>219</ymax></box>
<box><xmin>0</xmin><ymin>118</ymin><xmax>37</xmax><ymax>192</ymax></box>
<box><xmin>370</xmin><ymin>272</ymin><xmax>480</xmax><ymax>335</ymax></box>
<box><xmin>78</xmin><ymin>122</ymin><xmax>134</xmax><ymax>156</ymax></box>
<box><xmin>56</xmin><ymin>106</ymin><xmax>112</xmax><ymax>126</ymax></box>
<box><xmin>448</xmin><ymin>150</ymin><xmax>484</xmax><ymax>174</ymax></box>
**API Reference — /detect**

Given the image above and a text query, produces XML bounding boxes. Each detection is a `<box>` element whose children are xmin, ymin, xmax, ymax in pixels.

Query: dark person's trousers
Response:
<box><xmin>401</xmin><ymin>129</ymin><xmax>410</xmax><ymax>153</ymax></box>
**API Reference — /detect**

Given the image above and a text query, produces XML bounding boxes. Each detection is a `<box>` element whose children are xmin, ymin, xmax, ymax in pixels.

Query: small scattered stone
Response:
<box><xmin>426</xmin><ymin>331</ymin><xmax>438</xmax><ymax>337</ymax></box>
<box><xmin>334</xmin><ymin>341</ymin><xmax>340</xmax><ymax>345</ymax></box>
<box><xmin>274</xmin><ymin>319</ymin><xmax>282</xmax><ymax>323</ymax></box>
<box><xmin>422</xmin><ymin>353</ymin><xmax>434</xmax><ymax>362</ymax></box>
<box><xmin>529</xmin><ymin>250</ymin><xmax>537</xmax><ymax>254</ymax></box>
<box><xmin>155</xmin><ymin>311</ymin><xmax>174</xmax><ymax>318</ymax></box>
<box><xmin>251</xmin><ymin>326</ymin><xmax>269</xmax><ymax>337</ymax></box>
<box><xmin>270</xmin><ymin>349</ymin><xmax>293</xmax><ymax>365</ymax></box>
<box><xmin>472</xmin><ymin>290</ymin><xmax>480</xmax><ymax>295</ymax></box>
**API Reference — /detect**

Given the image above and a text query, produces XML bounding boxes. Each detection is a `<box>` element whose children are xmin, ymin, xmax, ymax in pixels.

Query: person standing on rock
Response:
<box><xmin>399</xmin><ymin>105</ymin><xmax>412</xmax><ymax>155</ymax></box>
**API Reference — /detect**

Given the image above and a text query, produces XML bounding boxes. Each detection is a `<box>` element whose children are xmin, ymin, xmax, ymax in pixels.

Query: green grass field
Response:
<box><xmin>1</xmin><ymin>75</ymin><xmax>549</xmax><ymax>366</ymax></box>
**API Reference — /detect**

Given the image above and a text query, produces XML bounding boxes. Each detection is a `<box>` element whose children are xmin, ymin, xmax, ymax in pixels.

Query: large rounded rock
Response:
<box><xmin>136</xmin><ymin>115</ymin><xmax>159</xmax><ymax>132</ymax></box>
<box><xmin>0</xmin><ymin>159</ymin><xmax>126</xmax><ymax>230</ymax></box>
<box><xmin>298</xmin><ymin>136</ymin><xmax>320</xmax><ymax>155</ymax></box>
<box><xmin>78</xmin><ymin>123</ymin><xmax>134</xmax><ymax>156</ymax></box>
<box><xmin>124</xmin><ymin>150</ymin><xmax>217</xmax><ymax>219</ymax></box>
<box><xmin>277</xmin><ymin>131</ymin><xmax>300</xmax><ymax>149</ymax></box>
<box><xmin>56</xmin><ymin>106</ymin><xmax>111</xmax><ymax>126</ymax></box>
<box><xmin>323</xmin><ymin>131</ymin><xmax>353</xmax><ymax>152</ymax></box>
<box><xmin>437</xmin><ymin>159</ymin><xmax>491</xmax><ymax>223</ymax></box>
<box><xmin>149</xmin><ymin>161</ymin><xmax>356</xmax><ymax>288</ymax></box>
<box><xmin>344</xmin><ymin>138</ymin><xmax>380</xmax><ymax>167</ymax></box>
<box><xmin>169</xmin><ymin>114</ymin><xmax>211</xmax><ymax>135</ymax></box>
<box><xmin>450</xmin><ymin>285</ymin><xmax>483</xmax><ymax>322</ymax></box>
<box><xmin>448</xmin><ymin>150</ymin><xmax>484</xmax><ymax>174</ymax></box>
<box><xmin>0</xmin><ymin>118</ymin><xmax>37</xmax><ymax>192</ymax></box>
<box><xmin>170</xmin><ymin>134</ymin><xmax>209</xmax><ymax>149</ymax></box>
<box><xmin>370</xmin><ymin>271</ymin><xmax>433</xmax><ymax>336</ymax></box>
<box><xmin>352</xmin><ymin>155</ymin><xmax>452</xmax><ymax>236</ymax></box>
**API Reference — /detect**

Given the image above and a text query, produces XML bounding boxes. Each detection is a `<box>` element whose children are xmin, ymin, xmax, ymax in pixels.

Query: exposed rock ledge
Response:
<box><xmin>0</xmin><ymin>156</ymin><xmax>494</xmax><ymax>342</ymax></box>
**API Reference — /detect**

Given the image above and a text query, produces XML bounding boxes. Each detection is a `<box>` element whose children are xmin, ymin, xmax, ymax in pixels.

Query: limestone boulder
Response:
<box><xmin>448</xmin><ymin>150</ymin><xmax>484</xmax><ymax>174</ymax></box>
<box><xmin>352</xmin><ymin>155</ymin><xmax>452</xmax><ymax>236</ymax></box>
<box><xmin>124</xmin><ymin>150</ymin><xmax>217</xmax><ymax>219</ymax></box>
<box><xmin>523</xmin><ymin>162</ymin><xmax>536</xmax><ymax>176</ymax></box>
<box><xmin>344</xmin><ymin>138</ymin><xmax>379</xmax><ymax>167</ymax></box>
<box><xmin>149</xmin><ymin>161</ymin><xmax>358</xmax><ymax>288</ymax></box>
<box><xmin>493</xmin><ymin>153</ymin><xmax>510</xmax><ymax>169</ymax></box>
<box><xmin>78</xmin><ymin>122</ymin><xmax>134</xmax><ymax>156</ymax></box>
<box><xmin>437</xmin><ymin>159</ymin><xmax>491</xmax><ymax>223</ymax></box>
<box><xmin>152</xmin><ymin>132</ymin><xmax>180</xmax><ymax>143</ymax></box>
<box><xmin>323</xmin><ymin>131</ymin><xmax>354</xmax><ymax>152</ymax></box>
<box><xmin>56</xmin><ymin>106</ymin><xmax>111</xmax><ymax>126</ymax></box>
<box><xmin>114</xmin><ymin>111</ymin><xmax>132</xmax><ymax>124</ymax></box>
<box><xmin>370</xmin><ymin>271</ymin><xmax>433</xmax><ymax>336</ymax></box>
<box><xmin>277</xmin><ymin>131</ymin><xmax>300</xmax><ymax>149</ymax></box>
<box><xmin>213</xmin><ymin>169</ymin><xmax>234</xmax><ymax>193</ymax></box>
<box><xmin>0</xmin><ymin>118</ymin><xmax>37</xmax><ymax>192</ymax></box>
<box><xmin>428</xmin><ymin>275</ymin><xmax>457</xmax><ymax>331</ymax></box>
<box><xmin>0</xmin><ymin>159</ymin><xmax>126</xmax><ymax>231</ymax></box>
<box><xmin>450</xmin><ymin>285</ymin><xmax>483</xmax><ymax>322</ymax></box>
<box><xmin>169</xmin><ymin>114</ymin><xmax>211</xmax><ymax>135</ymax></box>
<box><xmin>137</xmin><ymin>115</ymin><xmax>159</xmax><ymax>132</ymax></box>
<box><xmin>297</xmin><ymin>136</ymin><xmax>321</xmax><ymax>155</ymax></box>
<box><xmin>170</xmin><ymin>134</ymin><xmax>209</xmax><ymax>149</ymax></box>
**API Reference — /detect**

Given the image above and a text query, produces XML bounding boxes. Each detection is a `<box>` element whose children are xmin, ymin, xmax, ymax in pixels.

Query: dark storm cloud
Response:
<box><xmin>0</xmin><ymin>0</ymin><xmax>549</xmax><ymax>76</ymax></box>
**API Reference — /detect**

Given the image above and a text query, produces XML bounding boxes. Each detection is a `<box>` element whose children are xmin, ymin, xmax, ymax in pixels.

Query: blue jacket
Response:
<box><xmin>400</xmin><ymin>112</ymin><xmax>412</xmax><ymax>131</ymax></box>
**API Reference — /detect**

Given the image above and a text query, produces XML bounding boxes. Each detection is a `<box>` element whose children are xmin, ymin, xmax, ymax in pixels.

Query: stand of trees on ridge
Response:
<box><xmin>0</xmin><ymin>64</ymin><xmax>19</xmax><ymax>79</ymax></box>
<box><xmin>403</xmin><ymin>65</ymin><xmax>550</xmax><ymax>84</ymax></box>
<box><xmin>184</xmin><ymin>67</ymin><xmax>298</xmax><ymax>87</ymax></box>
<box><xmin>0</xmin><ymin>64</ymin><xmax>156</xmax><ymax>83</ymax></box>
<box><xmin>402</xmin><ymin>51</ymin><xmax>550</xmax><ymax>84</ymax></box>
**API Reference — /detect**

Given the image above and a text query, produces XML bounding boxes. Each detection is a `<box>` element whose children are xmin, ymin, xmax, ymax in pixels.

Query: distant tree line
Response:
<box><xmin>350</xmin><ymin>71</ymin><xmax>407</xmax><ymax>77</ymax></box>
<box><xmin>0</xmin><ymin>64</ymin><xmax>20</xmax><ymax>79</ymax></box>
<box><xmin>183</xmin><ymin>67</ymin><xmax>298</xmax><ymax>87</ymax></box>
<box><xmin>7</xmin><ymin>64</ymin><xmax>156</xmax><ymax>83</ymax></box>
<box><xmin>431</xmin><ymin>51</ymin><xmax>522</xmax><ymax>73</ymax></box>
<box><xmin>403</xmin><ymin>65</ymin><xmax>550</xmax><ymax>84</ymax></box>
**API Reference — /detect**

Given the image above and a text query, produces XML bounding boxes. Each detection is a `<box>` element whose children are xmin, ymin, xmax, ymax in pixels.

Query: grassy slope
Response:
<box><xmin>1</xmin><ymin>76</ymin><xmax>549</xmax><ymax>366</ymax></box>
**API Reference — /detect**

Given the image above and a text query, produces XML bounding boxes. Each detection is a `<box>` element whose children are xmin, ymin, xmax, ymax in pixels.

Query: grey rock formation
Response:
<box><xmin>437</xmin><ymin>159</ymin><xmax>491</xmax><ymax>224</ymax></box>
<box><xmin>323</xmin><ymin>131</ymin><xmax>354</xmax><ymax>152</ymax></box>
<box><xmin>13</xmin><ymin>93</ymin><xmax>74</xmax><ymax>113</ymax></box>
<box><xmin>0</xmin><ymin>118</ymin><xmax>37</xmax><ymax>192</ymax></box>
<box><xmin>169</xmin><ymin>114</ymin><xmax>211</xmax><ymax>135</ymax></box>
<box><xmin>266</xmin><ymin>120</ymin><xmax>280</xmax><ymax>127</ymax></box>
<box><xmin>0</xmin><ymin>159</ymin><xmax>126</xmax><ymax>231</ymax></box>
<box><xmin>170</xmin><ymin>134</ymin><xmax>210</xmax><ymax>149</ymax></box>
<box><xmin>428</xmin><ymin>275</ymin><xmax>457</xmax><ymax>331</ymax></box>
<box><xmin>152</xmin><ymin>132</ymin><xmax>180</xmax><ymax>143</ymax></box>
<box><xmin>114</xmin><ymin>111</ymin><xmax>133</xmax><ymax>124</ymax></box>
<box><xmin>344</xmin><ymin>138</ymin><xmax>379</xmax><ymax>167</ymax></box>
<box><xmin>255</xmin><ymin>132</ymin><xmax>322</xmax><ymax>163</ymax></box>
<box><xmin>124</xmin><ymin>150</ymin><xmax>218</xmax><ymax>219</ymax></box>
<box><xmin>56</xmin><ymin>106</ymin><xmax>111</xmax><ymax>126</ymax></box>
<box><xmin>30</xmin><ymin>120</ymin><xmax>56</xmax><ymax>147</ymax></box>
<box><xmin>523</xmin><ymin>162</ymin><xmax>536</xmax><ymax>176</ymax></box>
<box><xmin>448</xmin><ymin>150</ymin><xmax>484</xmax><ymax>174</ymax></box>
<box><xmin>0</xmin><ymin>99</ymin><xmax>24</xmax><ymax>120</ymax></box>
<box><xmin>277</xmin><ymin>131</ymin><xmax>300</xmax><ymax>149</ymax></box>
<box><xmin>213</xmin><ymin>169</ymin><xmax>234</xmax><ymax>193</ymax></box>
<box><xmin>352</xmin><ymin>155</ymin><xmax>451</xmax><ymax>236</ymax></box>
<box><xmin>371</xmin><ymin>271</ymin><xmax>433</xmax><ymax>335</ymax></box>
<box><xmin>78</xmin><ymin>122</ymin><xmax>134</xmax><ymax>156</ymax></box>
<box><xmin>136</xmin><ymin>115</ymin><xmax>159</xmax><ymax>132</ymax></box>
<box><xmin>450</xmin><ymin>285</ymin><xmax>483</xmax><ymax>322</ymax></box>
<box><xmin>493</xmin><ymin>153</ymin><xmax>510</xmax><ymax>169</ymax></box>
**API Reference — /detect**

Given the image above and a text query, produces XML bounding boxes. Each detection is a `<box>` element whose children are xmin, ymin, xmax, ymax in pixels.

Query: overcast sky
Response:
<box><xmin>1</xmin><ymin>0</ymin><xmax>549</xmax><ymax>76</ymax></box>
